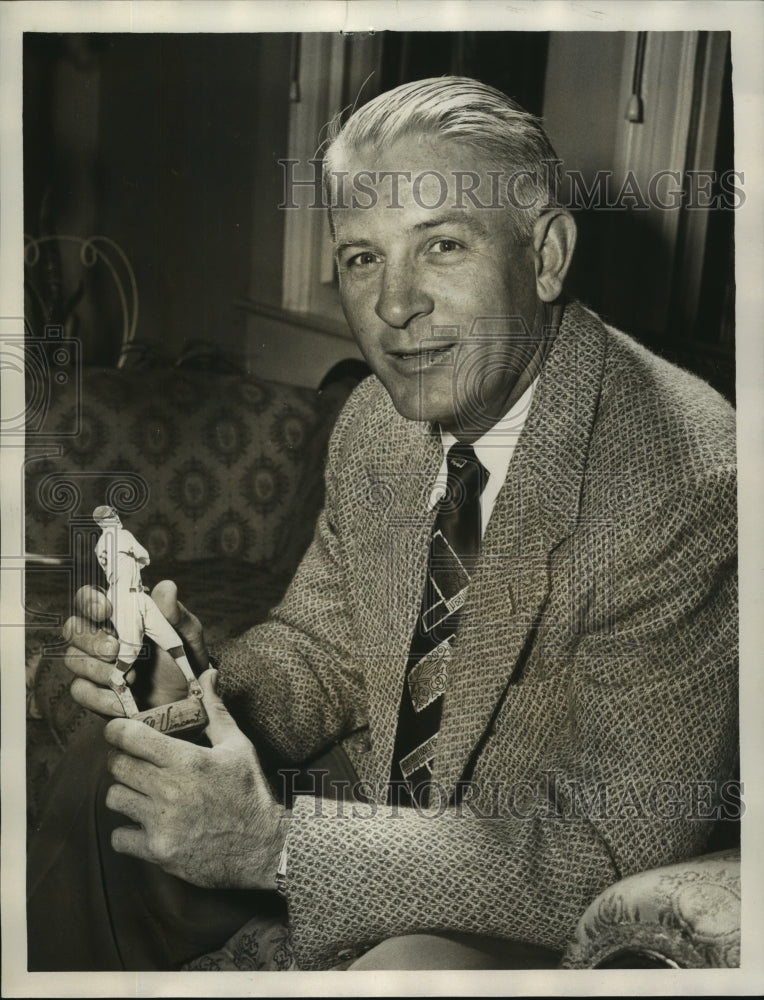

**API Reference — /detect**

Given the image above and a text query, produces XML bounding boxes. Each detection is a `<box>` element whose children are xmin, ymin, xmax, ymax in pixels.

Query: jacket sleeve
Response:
<box><xmin>215</xmin><ymin>386</ymin><xmax>370</xmax><ymax>763</ymax></box>
<box><xmin>281</xmin><ymin>464</ymin><xmax>738</xmax><ymax>969</ymax></box>
<box><xmin>563</xmin><ymin>465</ymin><xmax>738</xmax><ymax>877</ymax></box>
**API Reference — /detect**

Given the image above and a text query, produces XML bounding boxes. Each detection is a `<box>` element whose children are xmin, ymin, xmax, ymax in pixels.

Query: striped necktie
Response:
<box><xmin>390</xmin><ymin>442</ymin><xmax>489</xmax><ymax>807</ymax></box>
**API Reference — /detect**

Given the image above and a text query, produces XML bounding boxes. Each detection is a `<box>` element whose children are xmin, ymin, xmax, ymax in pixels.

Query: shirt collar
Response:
<box><xmin>439</xmin><ymin>377</ymin><xmax>538</xmax><ymax>469</ymax></box>
<box><xmin>429</xmin><ymin>378</ymin><xmax>538</xmax><ymax>515</ymax></box>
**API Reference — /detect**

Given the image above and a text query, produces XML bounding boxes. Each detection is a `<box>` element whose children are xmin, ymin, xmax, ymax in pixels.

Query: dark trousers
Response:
<box><xmin>27</xmin><ymin>723</ymin><xmax>283</xmax><ymax>971</ymax></box>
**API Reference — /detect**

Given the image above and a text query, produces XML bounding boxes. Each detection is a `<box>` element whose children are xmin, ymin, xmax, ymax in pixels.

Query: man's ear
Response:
<box><xmin>532</xmin><ymin>210</ymin><xmax>577</xmax><ymax>303</ymax></box>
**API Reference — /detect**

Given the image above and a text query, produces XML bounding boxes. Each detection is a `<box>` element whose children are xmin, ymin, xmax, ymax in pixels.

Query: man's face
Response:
<box><xmin>332</xmin><ymin>135</ymin><xmax>544</xmax><ymax>437</ymax></box>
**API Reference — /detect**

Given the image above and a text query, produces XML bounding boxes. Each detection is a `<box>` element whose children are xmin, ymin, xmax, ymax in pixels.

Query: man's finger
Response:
<box><xmin>199</xmin><ymin>669</ymin><xmax>246</xmax><ymax>748</ymax></box>
<box><xmin>105</xmin><ymin>783</ymin><xmax>150</xmax><ymax>826</ymax></box>
<box><xmin>69</xmin><ymin>677</ymin><xmax>128</xmax><ymax>717</ymax></box>
<box><xmin>104</xmin><ymin>717</ymin><xmax>187</xmax><ymax>768</ymax></box>
<box><xmin>62</xmin><ymin>618</ymin><xmax>119</xmax><ymax>662</ymax></box>
<box><xmin>111</xmin><ymin>824</ymin><xmax>154</xmax><ymax>863</ymax></box>
<box><xmin>73</xmin><ymin>585</ymin><xmax>113</xmax><ymax>624</ymax></box>
<box><xmin>64</xmin><ymin>644</ymin><xmax>120</xmax><ymax>688</ymax></box>
<box><xmin>151</xmin><ymin>580</ymin><xmax>209</xmax><ymax>671</ymax></box>
<box><xmin>107</xmin><ymin>750</ymin><xmax>159</xmax><ymax>795</ymax></box>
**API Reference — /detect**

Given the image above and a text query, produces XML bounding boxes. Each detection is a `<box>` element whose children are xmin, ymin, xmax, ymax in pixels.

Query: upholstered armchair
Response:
<box><xmin>562</xmin><ymin>848</ymin><xmax>741</xmax><ymax>968</ymax></box>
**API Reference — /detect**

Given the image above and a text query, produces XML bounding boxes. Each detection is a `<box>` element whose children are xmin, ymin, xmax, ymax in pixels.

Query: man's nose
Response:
<box><xmin>374</xmin><ymin>262</ymin><xmax>434</xmax><ymax>329</ymax></box>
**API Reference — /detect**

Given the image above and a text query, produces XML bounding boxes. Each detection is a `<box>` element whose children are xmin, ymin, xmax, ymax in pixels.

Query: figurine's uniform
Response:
<box><xmin>95</xmin><ymin>527</ymin><xmax>183</xmax><ymax>666</ymax></box>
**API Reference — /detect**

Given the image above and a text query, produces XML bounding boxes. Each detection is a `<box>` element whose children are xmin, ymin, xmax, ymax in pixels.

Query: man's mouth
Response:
<box><xmin>389</xmin><ymin>345</ymin><xmax>454</xmax><ymax>365</ymax></box>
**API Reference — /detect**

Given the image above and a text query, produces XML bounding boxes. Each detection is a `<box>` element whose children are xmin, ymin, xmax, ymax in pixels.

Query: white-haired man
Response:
<box><xmin>29</xmin><ymin>77</ymin><xmax>737</xmax><ymax>972</ymax></box>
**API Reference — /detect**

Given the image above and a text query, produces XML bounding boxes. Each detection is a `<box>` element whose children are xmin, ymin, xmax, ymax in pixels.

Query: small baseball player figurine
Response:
<box><xmin>92</xmin><ymin>505</ymin><xmax>207</xmax><ymax>736</ymax></box>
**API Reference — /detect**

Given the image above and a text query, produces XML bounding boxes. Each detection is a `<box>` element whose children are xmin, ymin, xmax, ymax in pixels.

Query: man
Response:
<box><xmin>29</xmin><ymin>77</ymin><xmax>738</xmax><ymax>971</ymax></box>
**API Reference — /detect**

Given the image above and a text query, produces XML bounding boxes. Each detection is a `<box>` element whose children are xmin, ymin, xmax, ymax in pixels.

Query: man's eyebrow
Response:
<box><xmin>412</xmin><ymin>211</ymin><xmax>488</xmax><ymax>235</ymax></box>
<box><xmin>334</xmin><ymin>238</ymin><xmax>375</xmax><ymax>257</ymax></box>
<box><xmin>335</xmin><ymin>213</ymin><xmax>488</xmax><ymax>255</ymax></box>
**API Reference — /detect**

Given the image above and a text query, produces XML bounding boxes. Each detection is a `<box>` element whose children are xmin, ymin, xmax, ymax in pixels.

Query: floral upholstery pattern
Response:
<box><xmin>25</xmin><ymin>366</ymin><xmax>347</xmax><ymax>569</ymax></box>
<box><xmin>182</xmin><ymin>913</ymin><xmax>296</xmax><ymax>972</ymax></box>
<box><xmin>561</xmin><ymin>849</ymin><xmax>741</xmax><ymax>968</ymax></box>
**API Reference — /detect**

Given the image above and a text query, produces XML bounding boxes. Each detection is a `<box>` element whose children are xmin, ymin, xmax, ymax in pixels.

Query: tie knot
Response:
<box><xmin>440</xmin><ymin>443</ymin><xmax>488</xmax><ymax>514</ymax></box>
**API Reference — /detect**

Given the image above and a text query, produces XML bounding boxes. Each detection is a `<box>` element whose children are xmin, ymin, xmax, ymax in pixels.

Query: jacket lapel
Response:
<box><xmin>354</xmin><ymin>409</ymin><xmax>442</xmax><ymax>791</ymax></box>
<box><xmin>432</xmin><ymin>302</ymin><xmax>608</xmax><ymax>795</ymax></box>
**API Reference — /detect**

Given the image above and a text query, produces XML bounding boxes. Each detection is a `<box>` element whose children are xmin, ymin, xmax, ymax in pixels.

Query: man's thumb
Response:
<box><xmin>199</xmin><ymin>668</ymin><xmax>241</xmax><ymax>746</ymax></box>
<box><xmin>151</xmin><ymin>579</ymin><xmax>207</xmax><ymax>669</ymax></box>
<box><xmin>151</xmin><ymin>579</ymin><xmax>183</xmax><ymax>624</ymax></box>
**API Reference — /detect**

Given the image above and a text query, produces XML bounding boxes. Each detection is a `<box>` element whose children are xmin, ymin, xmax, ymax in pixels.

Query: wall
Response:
<box><xmin>543</xmin><ymin>32</ymin><xmax>626</xmax><ymax>185</ymax></box>
<box><xmin>25</xmin><ymin>33</ymin><xmax>293</xmax><ymax>367</ymax></box>
<box><xmin>542</xmin><ymin>32</ymin><xmax>628</xmax><ymax>326</ymax></box>
<box><xmin>97</xmin><ymin>34</ymin><xmax>263</xmax><ymax>361</ymax></box>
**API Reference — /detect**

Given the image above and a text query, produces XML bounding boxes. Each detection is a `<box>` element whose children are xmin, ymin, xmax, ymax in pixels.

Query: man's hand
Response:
<box><xmin>63</xmin><ymin>581</ymin><xmax>206</xmax><ymax>716</ymax></box>
<box><xmin>104</xmin><ymin>669</ymin><xmax>288</xmax><ymax>890</ymax></box>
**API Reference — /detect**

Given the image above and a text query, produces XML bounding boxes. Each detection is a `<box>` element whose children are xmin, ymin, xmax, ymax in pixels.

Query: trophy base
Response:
<box><xmin>134</xmin><ymin>695</ymin><xmax>208</xmax><ymax>738</ymax></box>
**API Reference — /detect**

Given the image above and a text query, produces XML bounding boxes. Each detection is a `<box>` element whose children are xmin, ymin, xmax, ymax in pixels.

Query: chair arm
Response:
<box><xmin>561</xmin><ymin>848</ymin><xmax>740</xmax><ymax>969</ymax></box>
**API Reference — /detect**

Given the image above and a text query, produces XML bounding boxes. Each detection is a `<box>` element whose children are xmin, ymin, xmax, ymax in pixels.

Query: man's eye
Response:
<box><xmin>347</xmin><ymin>251</ymin><xmax>380</xmax><ymax>269</ymax></box>
<box><xmin>429</xmin><ymin>239</ymin><xmax>462</xmax><ymax>254</ymax></box>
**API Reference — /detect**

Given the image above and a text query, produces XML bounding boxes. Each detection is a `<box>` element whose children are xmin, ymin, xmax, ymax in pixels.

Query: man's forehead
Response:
<box><xmin>332</xmin><ymin>205</ymin><xmax>491</xmax><ymax>247</ymax></box>
<box><xmin>326</xmin><ymin>133</ymin><xmax>520</xmax><ymax>239</ymax></box>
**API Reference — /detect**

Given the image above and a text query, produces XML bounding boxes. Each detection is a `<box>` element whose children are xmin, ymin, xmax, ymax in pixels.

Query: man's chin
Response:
<box><xmin>390</xmin><ymin>399</ymin><xmax>469</xmax><ymax>435</ymax></box>
<box><xmin>389</xmin><ymin>397</ymin><xmax>504</xmax><ymax>441</ymax></box>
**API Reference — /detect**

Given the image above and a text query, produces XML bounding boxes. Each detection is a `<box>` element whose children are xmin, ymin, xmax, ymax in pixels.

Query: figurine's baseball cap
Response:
<box><xmin>92</xmin><ymin>505</ymin><xmax>120</xmax><ymax>524</ymax></box>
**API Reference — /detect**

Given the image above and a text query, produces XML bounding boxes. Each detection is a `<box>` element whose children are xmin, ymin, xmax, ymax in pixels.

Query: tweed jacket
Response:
<box><xmin>218</xmin><ymin>301</ymin><xmax>738</xmax><ymax>970</ymax></box>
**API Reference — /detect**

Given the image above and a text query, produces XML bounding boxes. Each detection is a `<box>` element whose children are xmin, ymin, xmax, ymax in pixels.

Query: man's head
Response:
<box><xmin>93</xmin><ymin>505</ymin><xmax>122</xmax><ymax>528</ymax></box>
<box><xmin>323</xmin><ymin>76</ymin><xmax>576</xmax><ymax>439</ymax></box>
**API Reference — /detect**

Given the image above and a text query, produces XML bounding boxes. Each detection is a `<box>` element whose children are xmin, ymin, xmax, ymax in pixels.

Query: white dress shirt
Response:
<box><xmin>429</xmin><ymin>379</ymin><xmax>538</xmax><ymax>535</ymax></box>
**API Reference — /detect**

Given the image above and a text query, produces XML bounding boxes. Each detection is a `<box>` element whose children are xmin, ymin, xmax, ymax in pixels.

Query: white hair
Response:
<box><xmin>323</xmin><ymin>76</ymin><xmax>561</xmax><ymax>239</ymax></box>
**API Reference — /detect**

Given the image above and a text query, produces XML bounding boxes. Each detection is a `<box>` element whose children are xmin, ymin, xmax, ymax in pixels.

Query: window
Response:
<box><xmin>281</xmin><ymin>32</ymin><xmax>383</xmax><ymax>332</ymax></box>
